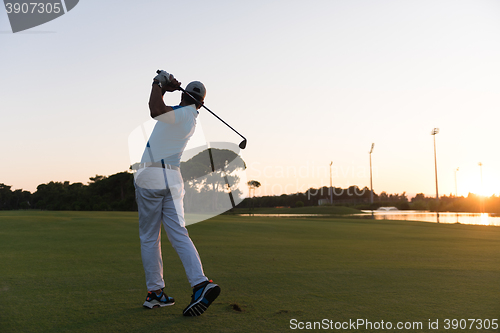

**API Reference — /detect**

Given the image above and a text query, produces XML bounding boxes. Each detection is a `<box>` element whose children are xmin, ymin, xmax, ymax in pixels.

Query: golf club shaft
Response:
<box><xmin>178</xmin><ymin>87</ymin><xmax>247</xmax><ymax>142</ymax></box>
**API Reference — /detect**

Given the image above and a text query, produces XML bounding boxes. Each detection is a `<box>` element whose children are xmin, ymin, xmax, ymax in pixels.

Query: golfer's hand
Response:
<box><xmin>153</xmin><ymin>70</ymin><xmax>171</xmax><ymax>86</ymax></box>
<box><xmin>162</xmin><ymin>75</ymin><xmax>181</xmax><ymax>93</ymax></box>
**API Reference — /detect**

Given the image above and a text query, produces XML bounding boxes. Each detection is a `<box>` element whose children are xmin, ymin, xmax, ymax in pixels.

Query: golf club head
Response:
<box><xmin>239</xmin><ymin>139</ymin><xmax>247</xmax><ymax>149</ymax></box>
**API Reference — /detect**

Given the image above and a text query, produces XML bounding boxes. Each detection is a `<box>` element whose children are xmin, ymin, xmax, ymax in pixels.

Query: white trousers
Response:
<box><xmin>135</xmin><ymin>167</ymin><xmax>207</xmax><ymax>290</ymax></box>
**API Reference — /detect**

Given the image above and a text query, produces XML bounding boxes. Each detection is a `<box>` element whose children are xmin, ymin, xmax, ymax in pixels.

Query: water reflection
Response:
<box><xmin>236</xmin><ymin>211</ymin><xmax>500</xmax><ymax>226</ymax></box>
<box><xmin>361</xmin><ymin>211</ymin><xmax>500</xmax><ymax>226</ymax></box>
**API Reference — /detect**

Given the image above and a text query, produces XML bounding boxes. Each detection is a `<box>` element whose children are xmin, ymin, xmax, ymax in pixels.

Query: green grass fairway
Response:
<box><xmin>1</xmin><ymin>211</ymin><xmax>499</xmax><ymax>332</ymax></box>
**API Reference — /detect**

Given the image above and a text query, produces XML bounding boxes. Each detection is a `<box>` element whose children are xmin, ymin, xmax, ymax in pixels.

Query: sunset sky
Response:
<box><xmin>1</xmin><ymin>0</ymin><xmax>499</xmax><ymax>198</ymax></box>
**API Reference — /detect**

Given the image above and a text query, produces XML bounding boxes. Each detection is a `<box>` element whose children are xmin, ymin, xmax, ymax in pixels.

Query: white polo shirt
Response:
<box><xmin>140</xmin><ymin>105</ymin><xmax>198</xmax><ymax>167</ymax></box>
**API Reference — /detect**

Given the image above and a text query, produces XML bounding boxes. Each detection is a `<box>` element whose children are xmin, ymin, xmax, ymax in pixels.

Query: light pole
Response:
<box><xmin>478</xmin><ymin>162</ymin><xmax>484</xmax><ymax>213</ymax></box>
<box><xmin>454</xmin><ymin>167</ymin><xmax>459</xmax><ymax>197</ymax></box>
<box><xmin>431</xmin><ymin>128</ymin><xmax>439</xmax><ymax>203</ymax></box>
<box><xmin>369</xmin><ymin>143</ymin><xmax>374</xmax><ymax>204</ymax></box>
<box><xmin>329</xmin><ymin>161</ymin><xmax>333</xmax><ymax>204</ymax></box>
<box><xmin>478</xmin><ymin>162</ymin><xmax>483</xmax><ymax>193</ymax></box>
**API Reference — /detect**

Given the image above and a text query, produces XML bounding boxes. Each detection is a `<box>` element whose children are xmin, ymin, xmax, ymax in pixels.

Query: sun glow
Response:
<box><xmin>454</xmin><ymin>167</ymin><xmax>499</xmax><ymax>198</ymax></box>
<box><xmin>479</xmin><ymin>213</ymin><xmax>490</xmax><ymax>226</ymax></box>
<box><xmin>457</xmin><ymin>182</ymin><xmax>497</xmax><ymax>198</ymax></box>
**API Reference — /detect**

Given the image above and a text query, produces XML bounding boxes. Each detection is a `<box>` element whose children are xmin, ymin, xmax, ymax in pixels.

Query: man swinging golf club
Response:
<box><xmin>134</xmin><ymin>69</ymin><xmax>220</xmax><ymax>316</ymax></box>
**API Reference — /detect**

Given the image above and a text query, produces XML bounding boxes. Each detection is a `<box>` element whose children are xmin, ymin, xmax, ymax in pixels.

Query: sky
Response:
<box><xmin>1</xmin><ymin>0</ymin><xmax>500</xmax><ymax>198</ymax></box>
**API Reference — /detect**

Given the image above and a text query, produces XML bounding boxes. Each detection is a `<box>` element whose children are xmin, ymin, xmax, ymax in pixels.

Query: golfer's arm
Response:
<box><xmin>148</xmin><ymin>83</ymin><xmax>175</xmax><ymax>124</ymax></box>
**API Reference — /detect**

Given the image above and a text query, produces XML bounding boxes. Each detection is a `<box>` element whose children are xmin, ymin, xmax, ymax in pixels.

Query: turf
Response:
<box><xmin>0</xmin><ymin>211</ymin><xmax>499</xmax><ymax>332</ymax></box>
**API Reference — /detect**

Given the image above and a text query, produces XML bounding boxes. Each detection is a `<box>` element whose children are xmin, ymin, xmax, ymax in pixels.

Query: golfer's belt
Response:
<box><xmin>131</xmin><ymin>160</ymin><xmax>180</xmax><ymax>171</ymax></box>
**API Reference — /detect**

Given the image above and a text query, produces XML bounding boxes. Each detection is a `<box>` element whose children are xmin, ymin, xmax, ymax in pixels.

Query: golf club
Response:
<box><xmin>157</xmin><ymin>70</ymin><xmax>247</xmax><ymax>149</ymax></box>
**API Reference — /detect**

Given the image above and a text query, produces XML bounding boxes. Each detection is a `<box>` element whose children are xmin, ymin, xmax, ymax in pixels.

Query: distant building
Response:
<box><xmin>318</xmin><ymin>199</ymin><xmax>330</xmax><ymax>206</ymax></box>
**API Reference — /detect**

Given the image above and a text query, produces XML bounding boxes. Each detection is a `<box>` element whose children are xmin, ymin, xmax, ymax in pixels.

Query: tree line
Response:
<box><xmin>0</xmin><ymin>180</ymin><xmax>395</xmax><ymax>212</ymax></box>
<box><xmin>410</xmin><ymin>192</ymin><xmax>500</xmax><ymax>214</ymax></box>
<box><xmin>0</xmin><ymin>172</ymin><xmax>498</xmax><ymax>213</ymax></box>
<box><xmin>0</xmin><ymin>172</ymin><xmax>137</xmax><ymax>211</ymax></box>
<box><xmin>0</xmin><ymin>148</ymin><xmax>245</xmax><ymax>212</ymax></box>
<box><xmin>239</xmin><ymin>186</ymin><xmax>500</xmax><ymax>214</ymax></box>
<box><xmin>238</xmin><ymin>186</ymin><xmax>410</xmax><ymax>210</ymax></box>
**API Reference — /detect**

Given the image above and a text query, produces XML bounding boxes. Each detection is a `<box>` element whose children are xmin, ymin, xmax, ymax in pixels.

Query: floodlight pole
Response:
<box><xmin>329</xmin><ymin>161</ymin><xmax>333</xmax><ymax>204</ymax></box>
<box><xmin>431</xmin><ymin>128</ymin><xmax>439</xmax><ymax>203</ymax></box>
<box><xmin>478</xmin><ymin>162</ymin><xmax>484</xmax><ymax>213</ymax></box>
<box><xmin>478</xmin><ymin>162</ymin><xmax>483</xmax><ymax>191</ymax></box>
<box><xmin>369</xmin><ymin>143</ymin><xmax>374</xmax><ymax>204</ymax></box>
<box><xmin>454</xmin><ymin>167</ymin><xmax>459</xmax><ymax>197</ymax></box>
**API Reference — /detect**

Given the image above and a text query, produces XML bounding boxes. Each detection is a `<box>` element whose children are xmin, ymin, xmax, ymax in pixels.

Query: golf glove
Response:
<box><xmin>154</xmin><ymin>70</ymin><xmax>171</xmax><ymax>86</ymax></box>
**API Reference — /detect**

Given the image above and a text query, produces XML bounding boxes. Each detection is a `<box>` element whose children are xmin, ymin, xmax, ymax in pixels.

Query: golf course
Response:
<box><xmin>1</xmin><ymin>211</ymin><xmax>499</xmax><ymax>332</ymax></box>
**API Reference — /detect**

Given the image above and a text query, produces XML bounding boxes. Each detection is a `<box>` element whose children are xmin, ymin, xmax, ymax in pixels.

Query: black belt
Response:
<box><xmin>132</xmin><ymin>160</ymin><xmax>180</xmax><ymax>171</ymax></box>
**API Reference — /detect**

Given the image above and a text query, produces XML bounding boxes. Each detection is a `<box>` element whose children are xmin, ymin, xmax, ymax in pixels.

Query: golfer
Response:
<box><xmin>134</xmin><ymin>70</ymin><xmax>220</xmax><ymax>316</ymax></box>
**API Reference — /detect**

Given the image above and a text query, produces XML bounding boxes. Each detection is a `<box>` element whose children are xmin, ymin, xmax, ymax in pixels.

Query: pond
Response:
<box><xmin>360</xmin><ymin>210</ymin><xmax>500</xmax><ymax>226</ymax></box>
<box><xmin>237</xmin><ymin>211</ymin><xmax>500</xmax><ymax>226</ymax></box>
